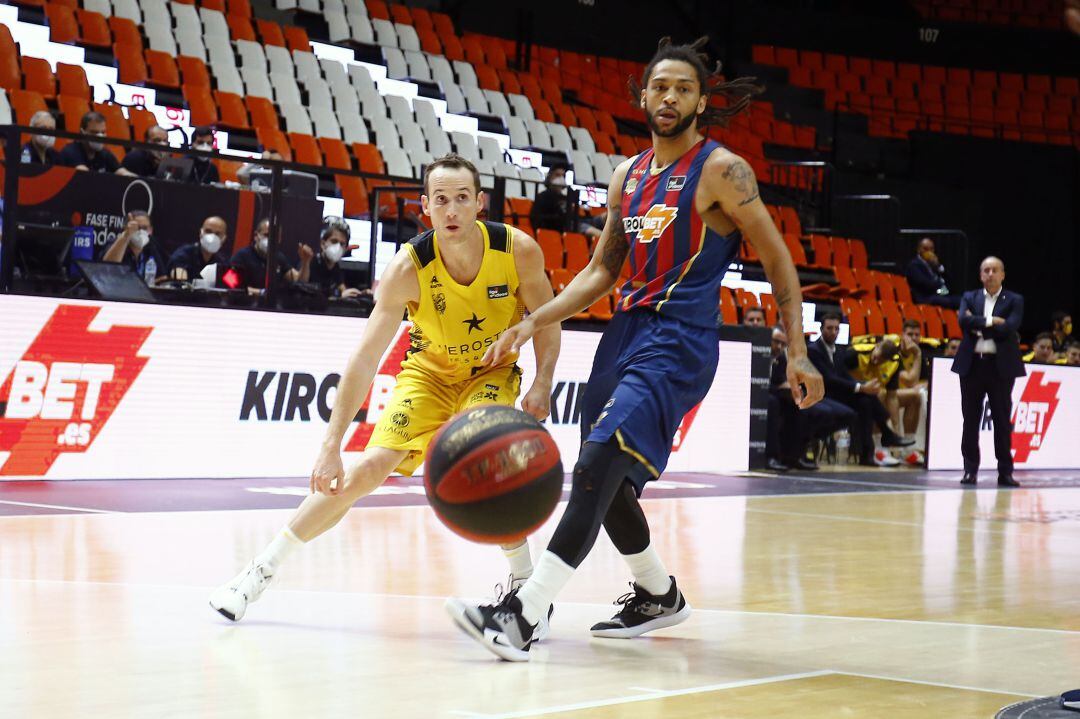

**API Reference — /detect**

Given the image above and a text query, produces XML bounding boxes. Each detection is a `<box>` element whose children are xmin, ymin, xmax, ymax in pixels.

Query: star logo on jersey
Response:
<box><xmin>622</xmin><ymin>204</ymin><xmax>679</xmax><ymax>244</ymax></box>
<box><xmin>462</xmin><ymin>313</ymin><xmax>486</xmax><ymax>333</ymax></box>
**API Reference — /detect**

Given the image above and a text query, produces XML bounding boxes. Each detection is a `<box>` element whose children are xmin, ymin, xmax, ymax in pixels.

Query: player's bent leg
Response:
<box><xmin>445</xmin><ymin>439</ymin><xmax>637</xmax><ymax>660</ymax></box>
<box><xmin>290</xmin><ymin>446</ymin><xmax>407</xmax><ymax>541</ymax></box>
<box><xmin>209</xmin><ymin>447</ymin><xmax>405</xmax><ymax>622</ymax></box>
<box><xmin>590</xmin><ymin>480</ymin><xmax>690</xmax><ymax>638</ymax></box>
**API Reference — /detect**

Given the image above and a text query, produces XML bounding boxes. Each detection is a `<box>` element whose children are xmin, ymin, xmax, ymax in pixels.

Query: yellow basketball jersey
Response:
<box><xmin>402</xmin><ymin>220</ymin><xmax>525</xmax><ymax>383</ymax></box>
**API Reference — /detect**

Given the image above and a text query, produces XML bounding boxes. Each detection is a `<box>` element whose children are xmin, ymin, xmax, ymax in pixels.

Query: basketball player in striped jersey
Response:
<box><xmin>446</xmin><ymin>37</ymin><xmax>825</xmax><ymax>661</ymax></box>
<box><xmin>210</xmin><ymin>154</ymin><xmax>561</xmax><ymax>631</ymax></box>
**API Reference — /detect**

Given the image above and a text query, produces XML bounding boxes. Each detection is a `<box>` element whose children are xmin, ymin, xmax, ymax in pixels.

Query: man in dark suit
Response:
<box><xmin>808</xmin><ymin>312</ymin><xmax>913</xmax><ymax>466</ymax></box>
<box><xmin>952</xmin><ymin>256</ymin><xmax>1025</xmax><ymax>487</ymax></box>
<box><xmin>905</xmin><ymin>237</ymin><xmax>961</xmax><ymax>309</ymax></box>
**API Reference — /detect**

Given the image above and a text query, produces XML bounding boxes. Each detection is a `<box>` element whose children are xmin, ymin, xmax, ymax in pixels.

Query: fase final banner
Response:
<box><xmin>0</xmin><ymin>296</ymin><xmax>752</xmax><ymax>480</ymax></box>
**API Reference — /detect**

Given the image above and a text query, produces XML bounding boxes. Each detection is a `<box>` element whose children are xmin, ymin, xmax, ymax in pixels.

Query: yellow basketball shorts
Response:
<box><xmin>368</xmin><ymin>363</ymin><xmax>523</xmax><ymax>475</ymax></box>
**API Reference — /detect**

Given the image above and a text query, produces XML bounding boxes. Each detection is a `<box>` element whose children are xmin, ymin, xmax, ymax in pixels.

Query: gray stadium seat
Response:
<box><xmin>463</xmin><ymin>86</ymin><xmax>490</xmax><ymax>115</ymax></box>
<box><xmin>442</xmin><ymin>84</ymin><xmax>467</xmax><ymax>115</ymax></box>
<box><xmin>396</xmin><ymin>23</ymin><xmax>420</xmax><ymax>52</ymax></box>
<box><xmin>450</xmin><ymin>131</ymin><xmax>479</xmax><ymax>162</ymax></box>
<box><xmin>384</xmin><ymin>47</ymin><xmax>408</xmax><ymax>80</ymax></box>
<box><xmin>507</xmin><ymin>93</ymin><xmax>535</xmax><ymax>121</ymax></box>
<box><xmin>452</xmin><ymin>60</ymin><xmax>478</xmax><ymax>87</ymax></box>
<box><xmin>372</xmin><ymin>18</ymin><xmax>398</xmax><ymax>47</ymax></box>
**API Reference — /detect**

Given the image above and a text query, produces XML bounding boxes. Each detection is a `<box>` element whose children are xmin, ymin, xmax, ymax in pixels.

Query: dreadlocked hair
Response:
<box><xmin>628</xmin><ymin>36</ymin><xmax>764</xmax><ymax>127</ymax></box>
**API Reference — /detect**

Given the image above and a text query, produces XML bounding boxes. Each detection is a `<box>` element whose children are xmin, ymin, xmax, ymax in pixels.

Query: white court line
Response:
<box><xmin>470</xmin><ymin>670</ymin><xmax>834</xmax><ymax>719</ymax></box>
<box><xmin>4</xmin><ymin>577</ymin><xmax>1078</xmax><ymax>637</ymax></box>
<box><xmin>834</xmin><ymin>670</ymin><xmax>1041</xmax><ymax>699</ymax></box>
<box><xmin>750</xmin><ymin>473</ymin><xmax>955</xmax><ymax>492</ymax></box>
<box><xmin>0</xmin><ymin>499</ymin><xmax>116</xmax><ymax>514</ymax></box>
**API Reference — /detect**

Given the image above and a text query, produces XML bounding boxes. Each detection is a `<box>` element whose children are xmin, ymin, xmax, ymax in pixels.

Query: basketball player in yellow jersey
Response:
<box><xmin>209</xmin><ymin>153</ymin><xmax>561</xmax><ymax>624</ymax></box>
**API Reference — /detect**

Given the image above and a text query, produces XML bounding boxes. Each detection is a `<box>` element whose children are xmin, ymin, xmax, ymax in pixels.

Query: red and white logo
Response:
<box><xmin>0</xmin><ymin>305</ymin><xmax>153</xmax><ymax>476</ymax></box>
<box><xmin>1011</xmin><ymin>371</ymin><xmax>1061</xmax><ymax>463</ymax></box>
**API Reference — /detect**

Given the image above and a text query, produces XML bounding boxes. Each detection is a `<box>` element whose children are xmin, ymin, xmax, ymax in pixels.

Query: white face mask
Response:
<box><xmin>130</xmin><ymin>229</ymin><xmax>150</xmax><ymax>250</ymax></box>
<box><xmin>323</xmin><ymin>242</ymin><xmax>344</xmax><ymax>264</ymax></box>
<box><xmin>194</xmin><ymin>142</ymin><xmax>212</xmax><ymax>152</ymax></box>
<box><xmin>255</xmin><ymin>235</ymin><xmax>269</xmax><ymax>254</ymax></box>
<box><xmin>34</xmin><ymin>134</ymin><xmax>55</xmax><ymax>149</ymax></box>
<box><xmin>200</xmin><ymin>232</ymin><xmax>222</xmax><ymax>254</ymax></box>
<box><xmin>88</xmin><ymin>140</ymin><xmax>105</xmax><ymax>152</ymax></box>
<box><xmin>550</xmin><ymin>177</ymin><xmax>567</xmax><ymax>189</ymax></box>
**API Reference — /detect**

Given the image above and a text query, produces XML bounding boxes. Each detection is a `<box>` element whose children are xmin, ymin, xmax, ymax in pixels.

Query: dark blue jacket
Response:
<box><xmin>951</xmin><ymin>288</ymin><xmax>1026</xmax><ymax>378</ymax></box>
<box><xmin>905</xmin><ymin>256</ymin><xmax>947</xmax><ymax>303</ymax></box>
<box><xmin>807</xmin><ymin>338</ymin><xmax>858</xmax><ymax>400</ymax></box>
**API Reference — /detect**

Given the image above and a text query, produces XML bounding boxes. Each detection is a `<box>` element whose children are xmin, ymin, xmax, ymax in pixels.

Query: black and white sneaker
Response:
<box><xmin>499</xmin><ymin>576</ymin><xmax>553</xmax><ymax>641</ymax></box>
<box><xmin>589</xmin><ymin>576</ymin><xmax>691</xmax><ymax>639</ymax></box>
<box><xmin>445</xmin><ymin>589</ymin><xmax>537</xmax><ymax>662</ymax></box>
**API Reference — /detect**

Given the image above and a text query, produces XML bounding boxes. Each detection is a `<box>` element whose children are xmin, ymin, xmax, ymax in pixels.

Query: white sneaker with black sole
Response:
<box><xmin>208</xmin><ymin>560</ymin><xmax>274</xmax><ymax>622</ymax></box>
<box><xmin>590</xmin><ymin>576</ymin><xmax>691</xmax><ymax>639</ymax></box>
<box><xmin>506</xmin><ymin>576</ymin><xmax>553</xmax><ymax>641</ymax></box>
<box><xmin>445</xmin><ymin>589</ymin><xmax>537</xmax><ymax>662</ymax></box>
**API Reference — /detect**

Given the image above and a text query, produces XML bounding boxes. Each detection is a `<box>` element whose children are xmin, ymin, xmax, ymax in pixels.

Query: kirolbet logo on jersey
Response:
<box><xmin>623</xmin><ymin>205</ymin><xmax>678</xmax><ymax>244</ymax></box>
<box><xmin>1009</xmin><ymin>371</ymin><xmax>1061</xmax><ymax>463</ymax></box>
<box><xmin>0</xmin><ymin>305</ymin><xmax>152</xmax><ymax>476</ymax></box>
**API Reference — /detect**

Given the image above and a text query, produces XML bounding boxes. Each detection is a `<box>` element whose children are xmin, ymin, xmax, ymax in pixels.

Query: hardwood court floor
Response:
<box><xmin>2</xmin><ymin>478</ymin><xmax>1079</xmax><ymax>718</ymax></box>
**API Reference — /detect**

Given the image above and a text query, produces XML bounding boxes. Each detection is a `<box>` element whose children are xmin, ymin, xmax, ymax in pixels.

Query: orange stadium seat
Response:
<box><xmin>21</xmin><ymin>56</ymin><xmax>57</xmax><ymax>99</ymax></box>
<box><xmin>246</xmin><ymin>96</ymin><xmax>280</xmax><ymax>130</ymax></box>
<box><xmin>128</xmin><ymin>105</ymin><xmax>158</xmax><ymax>140</ymax></box>
<box><xmin>114</xmin><ymin>43</ymin><xmax>147</xmax><ymax>86</ymax></box>
<box><xmin>255</xmin><ymin>19</ymin><xmax>286</xmax><ymax>47</ymax></box>
<box><xmin>588</xmin><ymin>295</ymin><xmax>614</xmax><ymax>321</ymax></box>
<box><xmin>719</xmin><ymin>287</ymin><xmax>739</xmax><ymax>325</ymax></box>
<box><xmin>178</xmin><ymin>56</ymin><xmax>211</xmax><ymax>87</ymax></box>
<box><xmin>214</xmin><ymin>91</ymin><xmax>250</xmax><ymax>129</ymax></box>
<box><xmin>107</xmin><ymin>17</ymin><xmax>142</xmax><ymax>50</ymax></box>
<box><xmin>563</xmin><ymin>232</ymin><xmax>590</xmax><ymax>273</ymax></box>
<box><xmin>351</xmin><ymin>142</ymin><xmax>384</xmax><ymax>173</ymax></box>
<box><xmin>337</xmin><ymin>175</ymin><xmax>369</xmax><ymax>216</ymax></box>
<box><xmin>76</xmin><ymin>8</ymin><xmax>112</xmax><ymax>49</ymax></box>
<box><xmin>319</xmin><ymin>137</ymin><xmax>352</xmax><ymax>170</ymax></box>
<box><xmin>227</xmin><ymin>15</ymin><xmax>257</xmax><ymax>42</ymax></box>
<box><xmin>45</xmin><ymin>4</ymin><xmax>80</xmax><ymax>45</ymax></box>
<box><xmin>256</xmin><ymin>127</ymin><xmax>291</xmax><ymax>160</ymax></box>
<box><xmin>283</xmin><ymin>26</ymin><xmax>310</xmax><ymax>53</ymax></box>
<box><xmin>9</xmin><ymin>88</ymin><xmax>47</xmax><ymax>124</ymax></box>
<box><xmin>56</xmin><ymin>62</ymin><xmax>90</xmax><ymax>100</ymax></box>
<box><xmin>860</xmin><ymin>299</ymin><xmax>886</xmax><ymax>335</ymax></box>
<box><xmin>536</xmin><ymin>229</ymin><xmax>564</xmax><ymax>270</ymax></box>
<box><xmin>57</xmin><ymin>94</ymin><xmax>90</xmax><ymax>131</ymax></box>
<box><xmin>145</xmin><ymin>49</ymin><xmax>180</xmax><ymax>89</ymax></box>
<box><xmin>185</xmin><ymin>85</ymin><xmax>219</xmax><ymax>126</ymax></box>
<box><xmin>288</xmin><ymin>132</ymin><xmax>322</xmax><ymax>166</ymax></box>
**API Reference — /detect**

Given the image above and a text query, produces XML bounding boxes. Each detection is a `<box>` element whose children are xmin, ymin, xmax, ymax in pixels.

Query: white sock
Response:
<box><xmin>502</xmin><ymin>541</ymin><xmax>533</xmax><ymax>583</ymax></box>
<box><xmin>255</xmin><ymin>527</ymin><xmax>304</xmax><ymax>571</ymax></box>
<box><xmin>622</xmin><ymin>544</ymin><xmax>672</xmax><ymax>596</ymax></box>
<box><xmin>516</xmin><ymin>551</ymin><xmax>574</xmax><ymax>625</ymax></box>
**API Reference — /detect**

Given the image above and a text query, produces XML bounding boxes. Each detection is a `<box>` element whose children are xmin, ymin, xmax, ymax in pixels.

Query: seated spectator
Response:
<box><xmin>58</xmin><ymin>111</ymin><xmax>135</xmax><ymax>176</ymax></box>
<box><xmin>122</xmin><ymin>125</ymin><xmax>170</xmax><ymax>178</ymax></box>
<box><xmin>808</xmin><ymin>312</ymin><xmax>913</xmax><ymax>467</ymax></box>
<box><xmin>1050</xmin><ymin>310</ymin><xmax>1073</xmax><ymax>355</ymax></box>
<box><xmin>1024</xmin><ymin>332</ymin><xmax>1057</xmax><ymax>364</ymax></box>
<box><xmin>21</xmin><ymin>111</ymin><xmax>59</xmax><ymax>166</ymax></box>
<box><xmin>531</xmin><ymin>165</ymin><xmax>570</xmax><ymax>232</ymax></box>
<box><xmin>188</xmin><ymin>126</ymin><xmax>221</xmax><ymax>185</ymax></box>
<box><xmin>530</xmin><ymin>165</ymin><xmax>599</xmax><ymax>237</ymax></box>
<box><xmin>742</xmin><ymin>306</ymin><xmax>766</xmax><ymax>327</ymax></box>
<box><xmin>230</xmin><ymin>219</ymin><xmax>314</xmax><ymax>293</ymax></box>
<box><xmin>1066</xmin><ymin>340</ymin><xmax>1080</xmax><ymax>366</ymax></box>
<box><xmin>309</xmin><ymin>217</ymin><xmax>367</xmax><ymax>298</ymax></box>
<box><xmin>896</xmin><ymin>319</ymin><xmax>929</xmax><ymax>465</ymax></box>
<box><xmin>943</xmin><ymin>337</ymin><xmax>961</xmax><ymax>358</ymax></box>
<box><xmin>905</xmin><ymin>237</ymin><xmax>960</xmax><ymax>309</ymax></box>
<box><xmin>768</xmin><ymin>325</ymin><xmax>856</xmax><ymax>471</ymax></box>
<box><xmin>236</xmin><ymin>149</ymin><xmax>284</xmax><ymax>186</ymax></box>
<box><xmin>102</xmin><ymin>211</ymin><xmax>168</xmax><ymax>284</ymax></box>
<box><xmin>167</xmin><ymin>215</ymin><xmax>229</xmax><ymax>282</ymax></box>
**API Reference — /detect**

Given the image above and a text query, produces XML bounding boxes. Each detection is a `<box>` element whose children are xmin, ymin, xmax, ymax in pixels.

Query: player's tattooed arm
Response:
<box><xmin>720</xmin><ymin>159</ymin><xmax>760</xmax><ymax>207</ymax></box>
<box><xmin>600</xmin><ymin>205</ymin><xmax>631</xmax><ymax>280</ymax></box>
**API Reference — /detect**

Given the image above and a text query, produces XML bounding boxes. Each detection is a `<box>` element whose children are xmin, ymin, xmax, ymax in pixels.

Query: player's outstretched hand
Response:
<box><xmin>483</xmin><ymin>317</ymin><xmax>536</xmax><ymax>366</ymax></box>
<box><xmin>787</xmin><ymin>354</ymin><xmax>825</xmax><ymax>409</ymax></box>
<box><xmin>311</xmin><ymin>447</ymin><xmax>345</xmax><ymax>496</ymax></box>
<box><xmin>521</xmin><ymin>381</ymin><xmax>552</xmax><ymax>421</ymax></box>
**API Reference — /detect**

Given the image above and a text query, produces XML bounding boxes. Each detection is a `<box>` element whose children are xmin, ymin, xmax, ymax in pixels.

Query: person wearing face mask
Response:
<box><xmin>529</xmin><ymin>165</ymin><xmax>573</xmax><ymax>232</ymax></box>
<box><xmin>102</xmin><ymin>210</ymin><xmax>168</xmax><ymax>283</ymax></box>
<box><xmin>905</xmin><ymin>237</ymin><xmax>961</xmax><ymax>309</ymax></box>
<box><xmin>308</xmin><ymin>217</ymin><xmax>366</xmax><ymax>298</ymax></box>
<box><xmin>121</xmin><ymin>125</ymin><xmax>171</xmax><ymax>178</ymax></box>
<box><xmin>21</xmin><ymin>111</ymin><xmax>60</xmax><ymax>166</ymax></box>
<box><xmin>58</xmin><ymin>111</ymin><xmax>135</xmax><ymax>176</ymax></box>
<box><xmin>188</xmin><ymin>126</ymin><xmax>221</xmax><ymax>185</ymax></box>
<box><xmin>166</xmin><ymin>215</ymin><xmax>229</xmax><ymax>282</ymax></box>
<box><xmin>229</xmin><ymin>218</ymin><xmax>314</xmax><ymax>292</ymax></box>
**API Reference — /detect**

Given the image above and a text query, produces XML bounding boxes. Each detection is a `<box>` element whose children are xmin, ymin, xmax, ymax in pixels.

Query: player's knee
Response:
<box><xmin>343</xmin><ymin>454</ymin><xmax>389</xmax><ymax>499</ymax></box>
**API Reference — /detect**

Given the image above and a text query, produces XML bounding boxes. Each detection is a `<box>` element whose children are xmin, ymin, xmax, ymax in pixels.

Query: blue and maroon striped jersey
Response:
<box><xmin>616</xmin><ymin>138</ymin><xmax>740</xmax><ymax>328</ymax></box>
